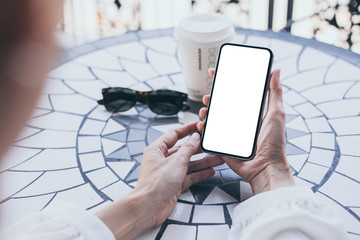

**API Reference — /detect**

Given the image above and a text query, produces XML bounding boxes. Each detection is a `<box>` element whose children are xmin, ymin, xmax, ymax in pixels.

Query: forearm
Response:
<box><xmin>95</xmin><ymin>188</ymin><xmax>156</xmax><ymax>240</ymax></box>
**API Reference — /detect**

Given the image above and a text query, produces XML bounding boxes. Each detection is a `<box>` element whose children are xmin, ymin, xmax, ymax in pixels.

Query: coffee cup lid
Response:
<box><xmin>174</xmin><ymin>13</ymin><xmax>235</xmax><ymax>48</ymax></box>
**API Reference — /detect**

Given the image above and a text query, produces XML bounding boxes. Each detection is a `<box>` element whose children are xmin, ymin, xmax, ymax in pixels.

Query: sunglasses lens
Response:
<box><xmin>148</xmin><ymin>90</ymin><xmax>183</xmax><ymax>115</ymax></box>
<box><xmin>103</xmin><ymin>88</ymin><xmax>136</xmax><ymax>112</ymax></box>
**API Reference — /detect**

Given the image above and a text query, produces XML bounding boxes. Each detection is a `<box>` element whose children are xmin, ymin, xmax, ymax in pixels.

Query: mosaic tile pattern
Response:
<box><xmin>0</xmin><ymin>28</ymin><xmax>360</xmax><ymax>239</ymax></box>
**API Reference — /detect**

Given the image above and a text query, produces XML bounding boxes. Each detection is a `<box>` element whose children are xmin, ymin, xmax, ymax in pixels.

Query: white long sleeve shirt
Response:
<box><xmin>0</xmin><ymin>186</ymin><xmax>348</xmax><ymax>240</ymax></box>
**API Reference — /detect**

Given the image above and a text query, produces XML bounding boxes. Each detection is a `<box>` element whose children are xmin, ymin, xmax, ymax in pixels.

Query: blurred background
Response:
<box><xmin>58</xmin><ymin>0</ymin><xmax>360</xmax><ymax>53</ymax></box>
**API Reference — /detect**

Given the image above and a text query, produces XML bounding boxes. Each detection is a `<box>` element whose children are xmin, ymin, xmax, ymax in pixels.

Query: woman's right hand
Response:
<box><xmin>197</xmin><ymin>69</ymin><xmax>294</xmax><ymax>195</ymax></box>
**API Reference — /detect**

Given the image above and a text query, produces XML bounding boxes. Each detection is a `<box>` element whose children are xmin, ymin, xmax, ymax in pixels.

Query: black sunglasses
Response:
<box><xmin>97</xmin><ymin>87</ymin><xmax>190</xmax><ymax>115</ymax></box>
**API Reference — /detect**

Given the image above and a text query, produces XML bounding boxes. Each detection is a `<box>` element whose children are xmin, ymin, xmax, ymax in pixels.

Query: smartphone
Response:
<box><xmin>201</xmin><ymin>43</ymin><xmax>273</xmax><ymax>160</ymax></box>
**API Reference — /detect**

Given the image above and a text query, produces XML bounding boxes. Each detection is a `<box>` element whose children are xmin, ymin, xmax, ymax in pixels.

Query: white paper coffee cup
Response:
<box><xmin>174</xmin><ymin>13</ymin><xmax>235</xmax><ymax>101</ymax></box>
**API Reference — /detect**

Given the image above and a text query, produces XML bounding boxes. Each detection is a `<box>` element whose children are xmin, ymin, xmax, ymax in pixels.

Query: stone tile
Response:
<box><xmin>103</xmin><ymin>130</ymin><xmax>127</xmax><ymax>142</ymax></box>
<box><xmin>0</xmin><ymin>147</ymin><xmax>41</xmax><ymax>172</ymax></box>
<box><xmin>197</xmin><ymin>225</ymin><xmax>230</xmax><ymax>240</ymax></box>
<box><xmin>48</xmin><ymin>61</ymin><xmax>95</xmax><ymax>80</ymax></box>
<box><xmin>13</xmin><ymin>149</ymin><xmax>77</xmax><ymax>171</ymax></box>
<box><xmin>107</xmin><ymin>161</ymin><xmax>135</xmax><ymax>179</ymax></box>
<box><xmin>161</xmin><ymin>225</ymin><xmax>196</xmax><ymax>240</ymax></box>
<box><xmin>286</xmin><ymin>128</ymin><xmax>308</xmax><ymax>140</ymax></box>
<box><xmin>127</xmin><ymin>129</ymin><xmax>146</xmax><ymax>141</ymax></box>
<box><xmin>91</xmin><ymin>68</ymin><xmax>138</xmax><ymax>87</ymax></box>
<box><xmin>141</xmin><ymin>36</ymin><xmax>177</xmax><ymax>55</ymax></box>
<box><xmin>79</xmin><ymin>119</ymin><xmax>106</xmax><ymax>135</ymax></box>
<box><xmin>307</xmin><ymin>148</ymin><xmax>335</xmax><ymax>167</ymax></box>
<box><xmin>130</xmin><ymin>82</ymin><xmax>152</xmax><ymax>91</ymax></box>
<box><xmin>298</xmin><ymin>47</ymin><xmax>336</xmax><ymax>71</ymax></box>
<box><xmin>272</xmin><ymin>56</ymin><xmax>298</xmax><ymax>79</ymax></box>
<box><xmin>282</xmin><ymin>69</ymin><xmax>326</xmax><ymax>92</ymax></box>
<box><xmin>88</xmin><ymin>105</ymin><xmax>113</xmax><ymax>121</ymax></box>
<box><xmin>0</xmin><ymin>171</ymin><xmax>43</xmax><ymax>201</ymax></box>
<box><xmin>147</xmin><ymin>49</ymin><xmax>181</xmax><ymax>75</ymax></box>
<box><xmin>42</xmin><ymin>79</ymin><xmax>74</xmax><ymax>94</ymax></box>
<box><xmin>48</xmin><ymin>184</ymin><xmax>103</xmax><ymax>209</ymax></box>
<box><xmin>168</xmin><ymin>202</ymin><xmax>193</xmax><ymax>222</ymax></box>
<box><xmin>106</xmin><ymin>146</ymin><xmax>131</xmax><ymax>160</ymax></box>
<box><xmin>36</xmin><ymin>94</ymin><xmax>52</xmax><ymax>110</ymax></box>
<box><xmin>146</xmin><ymin>128</ymin><xmax>164</xmax><ymax>145</ymax></box>
<box><xmin>293</xmin><ymin>102</ymin><xmax>323</xmax><ymax>118</ymax></box>
<box><xmin>271</xmin><ymin>39</ymin><xmax>303</xmax><ymax>61</ymax></box>
<box><xmin>102</xmin><ymin>118</ymin><xmax>126</xmax><ymax>136</ymax></box>
<box><xmin>102</xmin><ymin>138</ymin><xmax>125</xmax><ymax>156</ymax></box>
<box><xmin>130</xmin><ymin>116</ymin><xmax>150</xmax><ymax>129</ymax></box>
<box><xmin>79</xmin><ymin>152</ymin><xmax>105</xmax><ymax>172</ymax></box>
<box><xmin>286</xmin><ymin>116</ymin><xmax>309</xmax><ymax>133</ymax></box>
<box><xmin>65</xmin><ymin>80</ymin><xmax>108</xmax><ymax>100</ymax></box>
<box><xmin>86</xmin><ymin>167</ymin><xmax>118</xmax><ymax>189</ymax></box>
<box><xmin>315</xmin><ymin>192</ymin><xmax>360</xmax><ymax>234</ymax></box>
<box><xmin>151</xmin><ymin>123</ymin><xmax>183</xmax><ymax>133</ymax></box>
<box><xmin>30</xmin><ymin>108</ymin><xmax>52</xmax><ymax>118</ymax></box>
<box><xmin>15</xmin><ymin>168</ymin><xmax>84</xmax><ymax>197</ymax></box>
<box><xmin>312</xmin><ymin>133</ymin><xmax>335</xmax><ymax>149</ymax></box>
<box><xmin>178</xmin><ymin>111</ymin><xmax>199</xmax><ymax>125</ymax></box>
<box><xmin>305</xmin><ymin>117</ymin><xmax>332</xmax><ymax>132</ymax></box>
<box><xmin>146</xmin><ymin>76</ymin><xmax>173</xmax><ymax>90</ymax></box>
<box><xmin>286</xmin><ymin>143</ymin><xmax>308</xmax><ymax>155</ymax></box>
<box><xmin>317</xmin><ymin>99</ymin><xmax>360</xmax><ymax>118</ymax></box>
<box><xmin>78</xmin><ymin>136</ymin><xmax>102</xmax><ymax>153</ymax></box>
<box><xmin>288</xmin><ymin>134</ymin><xmax>311</xmax><ymax>152</ymax></box>
<box><xmin>51</xmin><ymin>94</ymin><xmax>97</xmax><ymax>115</ymax></box>
<box><xmin>192</xmin><ymin>205</ymin><xmax>225</xmax><ymax>223</ymax></box>
<box><xmin>126</xmin><ymin>164</ymin><xmax>141</xmax><ymax>181</ymax></box>
<box><xmin>326</xmin><ymin>59</ymin><xmax>360</xmax><ymax>83</ymax></box>
<box><xmin>101</xmin><ymin>180</ymin><xmax>132</xmax><ymax>201</ymax></box>
<box><xmin>240</xmin><ymin>181</ymin><xmax>253</xmax><ymax>201</ymax></box>
<box><xmin>178</xmin><ymin>189</ymin><xmax>196</xmax><ymax>203</ymax></box>
<box><xmin>127</xmin><ymin>141</ymin><xmax>146</xmax><ymax>155</ymax></box>
<box><xmin>73</xmin><ymin>50</ymin><xmax>123</xmax><ymax>71</ymax></box>
<box><xmin>16</xmin><ymin>130</ymin><xmax>77</xmax><ymax>149</ymax></box>
<box><xmin>320</xmin><ymin>172</ymin><xmax>360</xmax><ymax>206</ymax></box>
<box><xmin>346</xmin><ymin>81</ymin><xmax>360</xmax><ymax>98</ymax></box>
<box><xmin>203</xmin><ymin>187</ymin><xmax>237</xmax><ymax>204</ymax></box>
<box><xmin>302</xmin><ymin>82</ymin><xmax>354</xmax><ymax>104</ymax></box>
<box><xmin>120</xmin><ymin>59</ymin><xmax>158</xmax><ymax>81</ymax></box>
<box><xmin>329</xmin><ymin>117</ymin><xmax>360</xmax><ymax>136</ymax></box>
<box><xmin>220</xmin><ymin>169</ymin><xmax>242</xmax><ymax>182</ymax></box>
<box><xmin>226</xmin><ymin>203</ymin><xmax>238</xmax><ymax>220</ymax></box>
<box><xmin>283</xmin><ymin>102</ymin><xmax>298</xmax><ymax>115</ymax></box>
<box><xmin>283</xmin><ymin>90</ymin><xmax>307</xmax><ymax>106</ymax></box>
<box><xmin>28</xmin><ymin>112</ymin><xmax>83</xmax><ymax>132</ymax></box>
<box><xmin>106</xmin><ymin>41</ymin><xmax>147</xmax><ymax>62</ymax></box>
<box><xmin>15</xmin><ymin>127</ymin><xmax>42</xmax><ymax>141</ymax></box>
<box><xmin>298</xmin><ymin>162</ymin><xmax>328</xmax><ymax>184</ymax></box>
<box><xmin>293</xmin><ymin>176</ymin><xmax>314</xmax><ymax>188</ymax></box>
<box><xmin>336</xmin><ymin>155</ymin><xmax>360</xmax><ymax>182</ymax></box>
<box><xmin>287</xmin><ymin>154</ymin><xmax>308</xmax><ymax>172</ymax></box>
<box><xmin>336</xmin><ymin>136</ymin><xmax>360</xmax><ymax>156</ymax></box>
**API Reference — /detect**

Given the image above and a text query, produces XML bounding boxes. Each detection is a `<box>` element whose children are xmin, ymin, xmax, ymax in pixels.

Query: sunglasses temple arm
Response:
<box><xmin>97</xmin><ymin>99</ymin><xmax>104</xmax><ymax>105</ymax></box>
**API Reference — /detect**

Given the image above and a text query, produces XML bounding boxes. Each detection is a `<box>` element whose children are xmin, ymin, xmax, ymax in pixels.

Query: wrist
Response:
<box><xmin>250</xmin><ymin>160</ymin><xmax>295</xmax><ymax>195</ymax></box>
<box><xmin>96</xmin><ymin>188</ymin><xmax>156</xmax><ymax>240</ymax></box>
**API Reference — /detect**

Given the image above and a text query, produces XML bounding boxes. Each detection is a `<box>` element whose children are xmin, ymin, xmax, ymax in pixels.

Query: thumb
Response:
<box><xmin>176</xmin><ymin>133</ymin><xmax>201</xmax><ymax>161</ymax></box>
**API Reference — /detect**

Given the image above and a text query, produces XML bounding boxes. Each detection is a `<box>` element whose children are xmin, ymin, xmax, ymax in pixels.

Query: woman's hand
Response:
<box><xmin>197</xmin><ymin>69</ymin><xmax>294</xmax><ymax>195</ymax></box>
<box><xmin>96</xmin><ymin>122</ymin><xmax>224</xmax><ymax>240</ymax></box>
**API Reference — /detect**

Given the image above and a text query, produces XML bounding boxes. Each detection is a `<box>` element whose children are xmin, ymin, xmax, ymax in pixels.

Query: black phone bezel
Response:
<box><xmin>200</xmin><ymin>43</ymin><xmax>274</xmax><ymax>160</ymax></box>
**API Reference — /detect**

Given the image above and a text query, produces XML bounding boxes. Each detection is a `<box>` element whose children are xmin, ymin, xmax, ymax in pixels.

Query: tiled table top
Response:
<box><xmin>1</xmin><ymin>28</ymin><xmax>360</xmax><ymax>239</ymax></box>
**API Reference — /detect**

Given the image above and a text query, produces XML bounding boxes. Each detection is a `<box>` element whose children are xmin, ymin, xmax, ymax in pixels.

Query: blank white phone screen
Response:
<box><xmin>202</xmin><ymin>44</ymin><xmax>271</xmax><ymax>158</ymax></box>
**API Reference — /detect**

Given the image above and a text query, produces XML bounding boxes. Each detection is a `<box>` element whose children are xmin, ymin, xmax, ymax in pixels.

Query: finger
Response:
<box><xmin>152</xmin><ymin>122</ymin><xmax>198</xmax><ymax>155</ymax></box>
<box><xmin>268</xmin><ymin>69</ymin><xmax>284</xmax><ymax>111</ymax></box>
<box><xmin>168</xmin><ymin>142</ymin><xmax>203</xmax><ymax>156</ymax></box>
<box><xmin>187</xmin><ymin>155</ymin><xmax>224</xmax><ymax>174</ymax></box>
<box><xmin>182</xmin><ymin>168</ymin><xmax>215</xmax><ymax>190</ymax></box>
<box><xmin>175</xmin><ymin>132</ymin><xmax>201</xmax><ymax>161</ymax></box>
<box><xmin>199</xmin><ymin>107</ymin><xmax>207</xmax><ymax>120</ymax></box>
<box><xmin>202</xmin><ymin>95</ymin><xmax>210</xmax><ymax>106</ymax></box>
<box><xmin>208</xmin><ymin>68</ymin><xmax>215</xmax><ymax>79</ymax></box>
<box><xmin>196</xmin><ymin>121</ymin><xmax>204</xmax><ymax>132</ymax></box>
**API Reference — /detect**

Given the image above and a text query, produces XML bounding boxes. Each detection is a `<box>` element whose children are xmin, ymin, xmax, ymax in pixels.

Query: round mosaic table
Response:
<box><xmin>0</xmin><ymin>28</ymin><xmax>360</xmax><ymax>239</ymax></box>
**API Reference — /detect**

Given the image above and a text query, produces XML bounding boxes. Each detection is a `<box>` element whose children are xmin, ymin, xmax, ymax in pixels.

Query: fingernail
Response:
<box><xmin>190</xmin><ymin>132</ymin><xmax>200</xmax><ymax>142</ymax></box>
